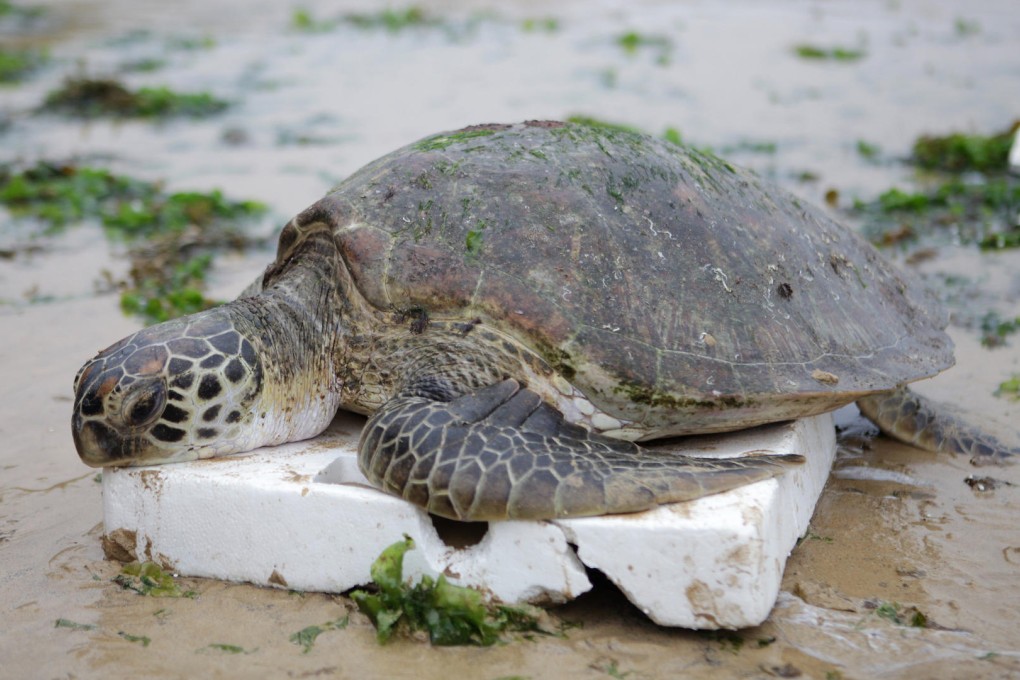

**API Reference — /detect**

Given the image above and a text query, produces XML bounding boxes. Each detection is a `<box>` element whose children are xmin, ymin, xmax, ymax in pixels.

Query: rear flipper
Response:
<box><xmin>359</xmin><ymin>379</ymin><xmax>803</xmax><ymax>521</ymax></box>
<box><xmin>857</xmin><ymin>386</ymin><xmax>1018</xmax><ymax>465</ymax></box>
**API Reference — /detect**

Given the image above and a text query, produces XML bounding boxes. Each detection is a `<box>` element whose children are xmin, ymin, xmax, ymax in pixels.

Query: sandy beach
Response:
<box><xmin>2</xmin><ymin>1</ymin><xmax>1019</xmax><ymax>677</ymax></box>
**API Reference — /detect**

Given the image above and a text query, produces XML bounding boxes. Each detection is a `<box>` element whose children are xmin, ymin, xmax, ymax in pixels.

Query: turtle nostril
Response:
<box><xmin>122</xmin><ymin>380</ymin><xmax>168</xmax><ymax>428</ymax></box>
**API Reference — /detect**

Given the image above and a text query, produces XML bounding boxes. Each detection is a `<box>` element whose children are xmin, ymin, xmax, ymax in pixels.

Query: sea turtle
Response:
<box><xmin>72</xmin><ymin>121</ymin><xmax>1014</xmax><ymax>521</ymax></box>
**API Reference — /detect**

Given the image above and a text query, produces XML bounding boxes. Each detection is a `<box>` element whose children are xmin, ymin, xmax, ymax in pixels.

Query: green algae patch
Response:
<box><xmin>291</xmin><ymin>5</ymin><xmax>496</xmax><ymax>38</ymax></box>
<box><xmin>912</xmin><ymin>124</ymin><xmax>1017</xmax><ymax>173</ymax></box>
<box><xmin>521</xmin><ymin>17</ymin><xmax>559</xmax><ymax>33</ymax></box>
<box><xmin>205</xmin><ymin>643</ymin><xmax>256</xmax><ymax>654</ymax></box>
<box><xmin>42</xmin><ymin>77</ymin><xmax>229</xmax><ymax>119</ymax></box>
<box><xmin>0</xmin><ymin>0</ymin><xmax>44</xmax><ymax>22</ymax></box>
<box><xmin>871</xmin><ymin>601</ymin><xmax>928</xmax><ymax>628</ymax></box>
<box><xmin>792</xmin><ymin>44</ymin><xmax>865</xmax><ymax>62</ymax></box>
<box><xmin>614</xmin><ymin>381</ymin><xmax>748</xmax><ymax>411</ymax></box>
<box><xmin>289</xmin><ymin>616</ymin><xmax>349</xmax><ymax>653</ymax></box>
<box><xmin>0</xmin><ymin>162</ymin><xmax>266</xmax><ymax>323</ymax></box>
<box><xmin>856</xmin><ymin>139</ymin><xmax>881</xmax><ymax>160</ymax></box>
<box><xmin>104</xmin><ymin>187</ymin><xmax>265</xmax><ymax>239</ymax></box>
<box><xmin>415</xmin><ymin>128</ymin><xmax>500</xmax><ymax>152</ymax></box>
<box><xmin>343</xmin><ymin>6</ymin><xmax>438</xmax><ymax>32</ymax></box>
<box><xmin>55</xmin><ymin>618</ymin><xmax>96</xmax><ymax>631</ymax></box>
<box><xmin>118</xmin><ymin>631</ymin><xmax>151</xmax><ymax>646</ymax></box>
<box><xmin>113</xmin><ymin>561</ymin><xmax>197</xmax><ymax>598</ymax></box>
<box><xmin>979</xmin><ymin>227</ymin><xmax>1020</xmax><ymax>251</ymax></box>
<box><xmin>350</xmin><ymin>536</ymin><xmax>545</xmax><ymax>646</ymax></box>
<box><xmin>0</xmin><ymin>47</ymin><xmax>47</xmax><ymax>83</ymax></box>
<box><xmin>980</xmin><ymin>312</ymin><xmax>1020</xmax><ymax>348</ymax></box>
<box><xmin>291</xmin><ymin>8</ymin><xmax>337</xmax><ymax>33</ymax></box>
<box><xmin>858</xmin><ymin>178</ymin><xmax>1020</xmax><ymax>247</ymax></box>
<box><xmin>851</xmin><ymin>120</ymin><xmax>1020</xmax><ymax>249</ymax></box>
<box><xmin>995</xmin><ymin>375</ymin><xmax>1020</xmax><ymax>401</ymax></box>
<box><xmin>662</xmin><ymin>127</ymin><xmax>683</xmax><ymax>146</ymax></box>
<box><xmin>616</xmin><ymin>31</ymin><xmax>672</xmax><ymax>64</ymax></box>
<box><xmin>0</xmin><ymin>163</ymin><xmax>150</xmax><ymax>228</ymax></box>
<box><xmin>465</xmin><ymin>219</ymin><xmax>486</xmax><ymax>256</ymax></box>
<box><xmin>120</xmin><ymin>252</ymin><xmax>218</xmax><ymax>323</ymax></box>
<box><xmin>564</xmin><ymin>115</ymin><xmax>641</xmax><ymax>135</ymax></box>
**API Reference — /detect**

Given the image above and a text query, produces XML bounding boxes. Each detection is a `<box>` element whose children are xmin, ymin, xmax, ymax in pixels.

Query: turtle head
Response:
<box><xmin>73</xmin><ymin>224</ymin><xmax>350</xmax><ymax>467</ymax></box>
<box><xmin>72</xmin><ymin>305</ymin><xmax>274</xmax><ymax>467</ymax></box>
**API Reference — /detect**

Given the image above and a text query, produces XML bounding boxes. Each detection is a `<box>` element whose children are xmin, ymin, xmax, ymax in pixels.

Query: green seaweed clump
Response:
<box><xmin>118</xmin><ymin>631</ymin><xmax>151</xmax><ymax>646</ymax></box>
<box><xmin>793</xmin><ymin>44</ymin><xmax>865</xmax><ymax>61</ymax></box>
<box><xmin>289</xmin><ymin>616</ymin><xmax>350</xmax><ymax>653</ymax></box>
<box><xmin>0</xmin><ymin>162</ymin><xmax>263</xmax><ymax>236</ymax></box>
<box><xmin>343</xmin><ymin>6</ymin><xmax>437</xmax><ymax>32</ymax></box>
<box><xmin>291</xmin><ymin>8</ymin><xmax>336</xmax><ymax>32</ymax></box>
<box><xmin>414</xmin><ymin>127</ymin><xmax>499</xmax><ymax>152</ymax></box>
<box><xmin>105</xmin><ymin>187</ymin><xmax>266</xmax><ymax>238</ymax></box>
<box><xmin>996</xmin><ymin>374</ymin><xmax>1020</xmax><ymax>401</ymax></box>
<box><xmin>616</xmin><ymin>31</ymin><xmax>672</xmax><ymax>64</ymax></box>
<box><xmin>0</xmin><ymin>163</ymin><xmax>151</xmax><ymax>228</ymax></box>
<box><xmin>851</xmin><ymin>119</ymin><xmax>1020</xmax><ymax>249</ymax></box>
<box><xmin>54</xmin><ymin>618</ymin><xmax>96</xmax><ymax>631</ymax></box>
<box><xmin>980</xmin><ymin>311</ymin><xmax>1020</xmax><ymax>348</ymax></box>
<box><xmin>0</xmin><ymin>47</ymin><xmax>47</xmax><ymax>83</ymax></box>
<box><xmin>0</xmin><ymin>0</ymin><xmax>44</xmax><ymax>19</ymax></box>
<box><xmin>857</xmin><ymin>177</ymin><xmax>1020</xmax><ymax>247</ymax></box>
<box><xmin>114</xmin><ymin>561</ymin><xmax>196</xmax><ymax>598</ymax></box>
<box><xmin>206</xmin><ymin>643</ymin><xmax>251</xmax><ymax>654</ymax></box>
<box><xmin>350</xmin><ymin>537</ymin><xmax>544</xmax><ymax>646</ymax></box>
<box><xmin>521</xmin><ymin>17</ymin><xmax>559</xmax><ymax>33</ymax></box>
<box><xmin>119</xmin><ymin>251</ymin><xmax>217</xmax><ymax>323</ymax></box>
<box><xmin>465</xmin><ymin>226</ymin><xmax>484</xmax><ymax>255</ymax></box>
<box><xmin>42</xmin><ymin>77</ymin><xmax>229</xmax><ymax>119</ymax></box>
<box><xmin>565</xmin><ymin>115</ymin><xmax>641</xmax><ymax>135</ymax></box>
<box><xmin>0</xmin><ymin>162</ymin><xmax>265</xmax><ymax>323</ymax></box>
<box><xmin>871</xmin><ymin>601</ymin><xmax>928</xmax><ymax>628</ymax></box>
<box><xmin>856</xmin><ymin>139</ymin><xmax>881</xmax><ymax>160</ymax></box>
<box><xmin>912</xmin><ymin>124</ymin><xmax>1017</xmax><ymax>173</ymax></box>
<box><xmin>293</xmin><ymin>5</ymin><xmax>453</xmax><ymax>35</ymax></box>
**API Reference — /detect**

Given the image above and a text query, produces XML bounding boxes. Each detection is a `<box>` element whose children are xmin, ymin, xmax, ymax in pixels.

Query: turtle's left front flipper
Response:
<box><xmin>857</xmin><ymin>387</ymin><xmax>1018</xmax><ymax>465</ymax></box>
<box><xmin>358</xmin><ymin>379</ymin><xmax>803</xmax><ymax>521</ymax></box>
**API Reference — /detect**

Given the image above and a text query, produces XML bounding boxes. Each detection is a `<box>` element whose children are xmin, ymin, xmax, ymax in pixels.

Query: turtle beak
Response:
<box><xmin>71</xmin><ymin>357</ymin><xmax>166</xmax><ymax>467</ymax></box>
<box><xmin>72</xmin><ymin>408</ymin><xmax>187</xmax><ymax>467</ymax></box>
<box><xmin>73</xmin><ymin>416</ymin><xmax>129</xmax><ymax>467</ymax></box>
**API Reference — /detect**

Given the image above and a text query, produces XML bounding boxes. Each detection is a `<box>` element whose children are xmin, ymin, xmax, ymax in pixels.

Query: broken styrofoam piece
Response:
<box><xmin>102</xmin><ymin>411</ymin><xmax>836</xmax><ymax>628</ymax></box>
<box><xmin>555</xmin><ymin>413</ymin><xmax>836</xmax><ymax>628</ymax></box>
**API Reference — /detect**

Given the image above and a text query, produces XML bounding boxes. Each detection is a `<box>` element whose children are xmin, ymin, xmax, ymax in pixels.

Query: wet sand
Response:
<box><xmin>2</xmin><ymin>1</ymin><xmax>1020</xmax><ymax>677</ymax></box>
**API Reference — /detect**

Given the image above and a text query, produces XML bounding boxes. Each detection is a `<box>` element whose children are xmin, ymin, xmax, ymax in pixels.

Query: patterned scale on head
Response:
<box><xmin>73</xmin><ymin>310</ymin><xmax>264</xmax><ymax>466</ymax></box>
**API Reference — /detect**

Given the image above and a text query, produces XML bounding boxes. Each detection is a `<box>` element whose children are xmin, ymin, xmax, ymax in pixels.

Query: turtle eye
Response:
<box><xmin>122</xmin><ymin>381</ymin><xmax>167</xmax><ymax>428</ymax></box>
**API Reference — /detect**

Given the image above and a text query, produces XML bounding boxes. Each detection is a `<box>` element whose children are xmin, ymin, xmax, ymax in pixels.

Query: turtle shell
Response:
<box><xmin>280</xmin><ymin>121</ymin><xmax>952</xmax><ymax>434</ymax></box>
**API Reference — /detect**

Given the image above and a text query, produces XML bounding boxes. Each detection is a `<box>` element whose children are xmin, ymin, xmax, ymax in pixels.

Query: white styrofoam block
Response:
<box><xmin>102</xmin><ymin>411</ymin><xmax>835</xmax><ymax>628</ymax></box>
<box><xmin>555</xmin><ymin>413</ymin><xmax>835</xmax><ymax>628</ymax></box>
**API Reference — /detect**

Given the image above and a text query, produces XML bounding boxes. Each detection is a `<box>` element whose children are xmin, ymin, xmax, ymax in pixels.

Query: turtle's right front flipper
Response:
<box><xmin>358</xmin><ymin>379</ymin><xmax>803</xmax><ymax>521</ymax></box>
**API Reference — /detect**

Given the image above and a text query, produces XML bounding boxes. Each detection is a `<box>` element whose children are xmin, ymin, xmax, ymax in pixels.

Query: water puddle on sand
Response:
<box><xmin>2</xmin><ymin>0</ymin><xmax>1019</xmax><ymax>676</ymax></box>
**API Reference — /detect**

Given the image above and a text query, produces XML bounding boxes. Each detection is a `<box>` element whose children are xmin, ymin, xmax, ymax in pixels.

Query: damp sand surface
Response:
<box><xmin>2</xmin><ymin>1</ymin><xmax>1020</xmax><ymax>677</ymax></box>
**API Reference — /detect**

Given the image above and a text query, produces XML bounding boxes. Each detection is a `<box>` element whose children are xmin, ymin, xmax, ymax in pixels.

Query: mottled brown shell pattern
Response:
<box><xmin>273</xmin><ymin>121</ymin><xmax>952</xmax><ymax>434</ymax></box>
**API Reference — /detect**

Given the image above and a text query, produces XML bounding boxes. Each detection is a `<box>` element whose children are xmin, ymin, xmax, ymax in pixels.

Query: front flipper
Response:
<box><xmin>358</xmin><ymin>379</ymin><xmax>804</xmax><ymax>521</ymax></box>
<box><xmin>857</xmin><ymin>387</ymin><xmax>1018</xmax><ymax>465</ymax></box>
